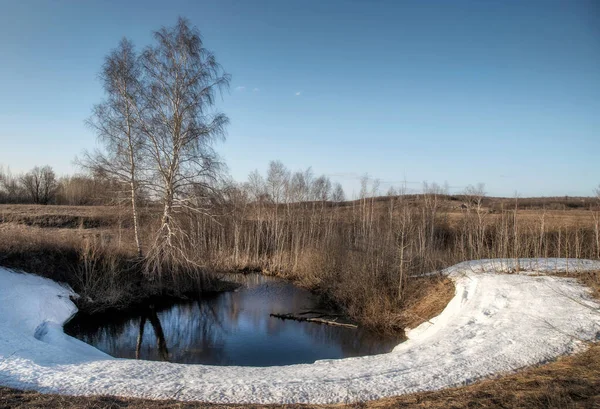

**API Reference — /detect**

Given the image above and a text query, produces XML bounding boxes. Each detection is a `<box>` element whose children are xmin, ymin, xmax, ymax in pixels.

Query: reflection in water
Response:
<box><xmin>135</xmin><ymin>307</ymin><xmax>169</xmax><ymax>361</ymax></box>
<box><xmin>65</xmin><ymin>274</ymin><xmax>403</xmax><ymax>366</ymax></box>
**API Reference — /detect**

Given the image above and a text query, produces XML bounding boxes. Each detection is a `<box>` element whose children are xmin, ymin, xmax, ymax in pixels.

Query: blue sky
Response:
<box><xmin>0</xmin><ymin>0</ymin><xmax>598</xmax><ymax>197</ymax></box>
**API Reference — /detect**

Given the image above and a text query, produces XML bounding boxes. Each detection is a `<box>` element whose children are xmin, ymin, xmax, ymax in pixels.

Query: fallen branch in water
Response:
<box><xmin>298</xmin><ymin>310</ymin><xmax>345</xmax><ymax>318</ymax></box>
<box><xmin>270</xmin><ymin>313</ymin><xmax>358</xmax><ymax>328</ymax></box>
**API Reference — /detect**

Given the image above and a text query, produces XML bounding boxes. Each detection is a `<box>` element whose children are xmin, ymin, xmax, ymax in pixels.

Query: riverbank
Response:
<box><xmin>1</xmin><ymin>259</ymin><xmax>599</xmax><ymax>404</ymax></box>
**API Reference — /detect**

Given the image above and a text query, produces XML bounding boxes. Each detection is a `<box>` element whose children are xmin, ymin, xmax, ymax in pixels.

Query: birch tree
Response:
<box><xmin>140</xmin><ymin>18</ymin><xmax>230</xmax><ymax>276</ymax></box>
<box><xmin>84</xmin><ymin>38</ymin><xmax>144</xmax><ymax>257</ymax></box>
<box><xmin>463</xmin><ymin>183</ymin><xmax>486</xmax><ymax>257</ymax></box>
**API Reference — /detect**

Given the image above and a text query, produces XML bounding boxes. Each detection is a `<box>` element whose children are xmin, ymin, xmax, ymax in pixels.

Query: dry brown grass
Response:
<box><xmin>0</xmin><ymin>222</ymin><xmax>217</xmax><ymax>314</ymax></box>
<box><xmin>369</xmin><ymin>343</ymin><xmax>600</xmax><ymax>409</ymax></box>
<box><xmin>445</xmin><ymin>209</ymin><xmax>597</xmax><ymax>230</ymax></box>
<box><xmin>0</xmin><ymin>223</ymin><xmax>122</xmax><ymax>279</ymax></box>
<box><xmin>577</xmin><ymin>271</ymin><xmax>600</xmax><ymax>299</ymax></box>
<box><xmin>399</xmin><ymin>276</ymin><xmax>455</xmax><ymax>329</ymax></box>
<box><xmin>0</xmin><ymin>222</ymin><xmax>143</xmax><ymax>312</ymax></box>
<box><xmin>0</xmin><ymin>221</ymin><xmax>247</xmax><ymax>318</ymax></box>
<box><xmin>0</xmin><ymin>204</ymin><xmax>121</xmax><ymax>228</ymax></box>
<box><xmin>2</xmin><ymin>203</ymin><xmax>595</xmax><ymax>232</ymax></box>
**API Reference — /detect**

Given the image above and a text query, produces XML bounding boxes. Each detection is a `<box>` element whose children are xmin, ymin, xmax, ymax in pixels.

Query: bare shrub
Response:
<box><xmin>20</xmin><ymin>166</ymin><xmax>57</xmax><ymax>205</ymax></box>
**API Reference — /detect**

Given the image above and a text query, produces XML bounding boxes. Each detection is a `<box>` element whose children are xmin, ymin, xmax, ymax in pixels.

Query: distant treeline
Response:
<box><xmin>1</xmin><ymin>164</ymin><xmax>598</xmax><ymax>211</ymax></box>
<box><xmin>0</xmin><ymin>165</ymin><xmax>118</xmax><ymax>205</ymax></box>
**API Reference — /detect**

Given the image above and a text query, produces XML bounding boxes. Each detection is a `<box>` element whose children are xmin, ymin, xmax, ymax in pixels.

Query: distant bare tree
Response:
<box><xmin>0</xmin><ymin>166</ymin><xmax>17</xmax><ymax>202</ymax></box>
<box><xmin>419</xmin><ymin>182</ymin><xmax>447</xmax><ymax>264</ymax></box>
<box><xmin>332</xmin><ymin>182</ymin><xmax>345</xmax><ymax>202</ymax></box>
<box><xmin>359</xmin><ymin>174</ymin><xmax>369</xmax><ymax>200</ymax></box>
<box><xmin>246</xmin><ymin>170</ymin><xmax>268</xmax><ymax>202</ymax></box>
<box><xmin>83</xmin><ymin>38</ymin><xmax>144</xmax><ymax>257</ymax></box>
<box><xmin>463</xmin><ymin>183</ymin><xmax>487</xmax><ymax>257</ymax></box>
<box><xmin>0</xmin><ymin>166</ymin><xmax>28</xmax><ymax>203</ymax></box>
<box><xmin>264</xmin><ymin>161</ymin><xmax>290</xmax><ymax>253</ymax></box>
<box><xmin>463</xmin><ymin>183</ymin><xmax>486</xmax><ymax>213</ymax></box>
<box><xmin>21</xmin><ymin>166</ymin><xmax>57</xmax><ymax>205</ymax></box>
<box><xmin>289</xmin><ymin>168</ymin><xmax>313</xmax><ymax>202</ymax></box>
<box><xmin>371</xmin><ymin>178</ymin><xmax>381</xmax><ymax>198</ymax></box>
<box><xmin>595</xmin><ymin>185</ymin><xmax>600</xmax><ymax>259</ymax></box>
<box><xmin>422</xmin><ymin>181</ymin><xmax>446</xmax><ymax>212</ymax></box>
<box><xmin>266</xmin><ymin>161</ymin><xmax>290</xmax><ymax>204</ymax></box>
<box><xmin>20</xmin><ymin>173</ymin><xmax>39</xmax><ymax>204</ymax></box>
<box><xmin>311</xmin><ymin>175</ymin><xmax>331</xmax><ymax>201</ymax></box>
<box><xmin>140</xmin><ymin>18</ymin><xmax>230</xmax><ymax>276</ymax></box>
<box><xmin>39</xmin><ymin>166</ymin><xmax>57</xmax><ymax>205</ymax></box>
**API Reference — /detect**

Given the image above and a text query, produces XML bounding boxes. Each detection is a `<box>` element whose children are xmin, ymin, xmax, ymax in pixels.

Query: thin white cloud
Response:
<box><xmin>295</xmin><ymin>91</ymin><xmax>302</xmax><ymax>96</ymax></box>
<box><xmin>235</xmin><ymin>86</ymin><xmax>246</xmax><ymax>91</ymax></box>
<box><xmin>253</xmin><ymin>88</ymin><xmax>260</xmax><ymax>92</ymax></box>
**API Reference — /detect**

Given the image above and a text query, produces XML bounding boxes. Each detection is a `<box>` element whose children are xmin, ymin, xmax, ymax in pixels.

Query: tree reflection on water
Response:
<box><xmin>135</xmin><ymin>306</ymin><xmax>169</xmax><ymax>361</ymax></box>
<box><xmin>65</xmin><ymin>275</ymin><xmax>403</xmax><ymax>366</ymax></box>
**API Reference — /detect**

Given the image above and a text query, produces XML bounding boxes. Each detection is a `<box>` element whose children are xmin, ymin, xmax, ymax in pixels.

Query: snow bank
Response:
<box><xmin>1</xmin><ymin>259</ymin><xmax>600</xmax><ymax>404</ymax></box>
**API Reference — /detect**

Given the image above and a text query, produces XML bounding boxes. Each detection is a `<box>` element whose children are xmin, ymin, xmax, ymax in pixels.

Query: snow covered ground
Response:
<box><xmin>1</xmin><ymin>258</ymin><xmax>599</xmax><ymax>404</ymax></box>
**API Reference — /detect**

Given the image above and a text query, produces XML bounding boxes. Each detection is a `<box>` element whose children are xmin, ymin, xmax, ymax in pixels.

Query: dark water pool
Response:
<box><xmin>64</xmin><ymin>274</ymin><xmax>402</xmax><ymax>366</ymax></box>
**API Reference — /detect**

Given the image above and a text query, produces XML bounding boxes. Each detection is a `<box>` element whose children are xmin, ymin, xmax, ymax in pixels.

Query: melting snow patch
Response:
<box><xmin>1</xmin><ymin>258</ymin><xmax>600</xmax><ymax>404</ymax></box>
